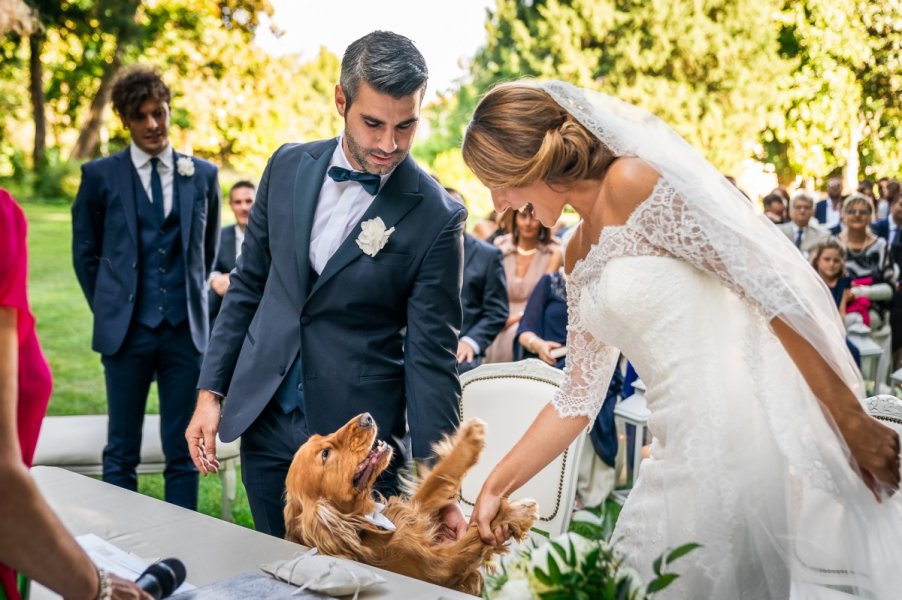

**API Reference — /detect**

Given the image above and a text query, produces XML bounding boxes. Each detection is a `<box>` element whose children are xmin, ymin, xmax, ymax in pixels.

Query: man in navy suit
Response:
<box><xmin>815</xmin><ymin>175</ymin><xmax>845</xmax><ymax>235</ymax></box>
<box><xmin>446</xmin><ymin>189</ymin><xmax>508</xmax><ymax>373</ymax></box>
<box><xmin>187</xmin><ymin>32</ymin><xmax>466</xmax><ymax>538</ymax></box>
<box><xmin>72</xmin><ymin>67</ymin><xmax>220</xmax><ymax>510</ymax></box>
<box><xmin>209</xmin><ymin>180</ymin><xmax>255</xmax><ymax>325</ymax></box>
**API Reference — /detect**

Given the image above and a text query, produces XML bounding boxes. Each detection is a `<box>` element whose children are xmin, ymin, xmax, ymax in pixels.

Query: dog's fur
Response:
<box><xmin>283</xmin><ymin>413</ymin><xmax>538</xmax><ymax>595</ymax></box>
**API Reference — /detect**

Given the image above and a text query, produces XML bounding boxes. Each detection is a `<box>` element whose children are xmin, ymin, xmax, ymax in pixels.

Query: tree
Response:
<box><xmin>764</xmin><ymin>0</ymin><xmax>902</xmax><ymax>185</ymax></box>
<box><xmin>470</xmin><ymin>0</ymin><xmax>791</xmax><ymax>177</ymax></box>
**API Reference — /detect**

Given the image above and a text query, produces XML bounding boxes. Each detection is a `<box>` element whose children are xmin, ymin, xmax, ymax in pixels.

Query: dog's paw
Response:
<box><xmin>458</xmin><ymin>418</ymin><xmax>486</xmax><ymax>445</ymax></box>
<box><xmin>506</xmin><ymin>498</ymin><xmax>539</xmax><ymax>541</ymax></box>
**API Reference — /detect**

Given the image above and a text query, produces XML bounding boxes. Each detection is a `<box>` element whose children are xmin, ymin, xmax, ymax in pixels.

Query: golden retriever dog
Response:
<box><xmin>283</xmin><ymin>413</ymin><xmax>538</xmax><ymax>595</ymax></box>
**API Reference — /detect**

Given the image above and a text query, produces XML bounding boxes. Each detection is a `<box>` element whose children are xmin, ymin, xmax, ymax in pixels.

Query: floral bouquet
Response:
<box><xmin>484</xmin><ymin>510</ymin><xmax>699</xmax><ymax>599</ymax></box>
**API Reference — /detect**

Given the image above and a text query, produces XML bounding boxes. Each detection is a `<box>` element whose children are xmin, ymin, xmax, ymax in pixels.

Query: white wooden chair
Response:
<box><xmin>459</xmin><ymin>359</ymin><xmax>585</xmax><ymax>538</ymax></box>
<box><xmin>32</xmin><ymin>414</ymin><xmax>241</xmax><ymax>521</ymax></box>
<box><xmin>865</xmin><ymin>394</ymin><xmax>902</xmax><ymax>436</ymax></box>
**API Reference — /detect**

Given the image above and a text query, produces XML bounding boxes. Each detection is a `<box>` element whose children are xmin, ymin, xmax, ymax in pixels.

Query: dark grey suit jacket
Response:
<box><xmin>209</xmin><ymin>224</ymin><xmax>238</xmax><ymax>324</ymax></box>
<box><xmin>198</xmin><ymin>139</ymin><xmax>466</xmax><ymax>461</ymax></box>
<box><xmin>71</xmin><ymin>148</ymin><xmax>221</xmax><ymax>355</ymax></box>
<box><xmin>461</xmin><ymin>233</ymin><xmax>508</xmax><ymax>355</ymax></box>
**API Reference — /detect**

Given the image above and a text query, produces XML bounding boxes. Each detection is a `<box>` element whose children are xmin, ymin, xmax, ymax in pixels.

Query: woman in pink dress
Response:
<box><xmin>484</xmin><ymin>204</ymin><xmax>562</xmax><ymax>363</ymax></box>
<box><xmin>0</xmin><ymin>189</ymin><xmax>147</xmax><ymax>600</ymax></box>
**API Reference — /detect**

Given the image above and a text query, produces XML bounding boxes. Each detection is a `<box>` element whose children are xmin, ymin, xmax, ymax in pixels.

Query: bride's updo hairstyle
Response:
<box><xmin>462</xmin><ymin>81</ymin><xmax>614</xmax><ymax>189</ymax></box>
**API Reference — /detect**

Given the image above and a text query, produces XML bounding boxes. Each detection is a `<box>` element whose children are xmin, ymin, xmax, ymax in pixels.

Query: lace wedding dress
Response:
<box><xmin>554</xmin><ymin>178</ymin><xmax>902</xmax><ymax>599</ymax></box>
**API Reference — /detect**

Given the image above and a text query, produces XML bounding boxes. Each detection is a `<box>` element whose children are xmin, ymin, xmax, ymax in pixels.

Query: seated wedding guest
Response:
<box><xmin>809</xmin><ymin>239</ymin><xmax>861</xmax><ymax>367</ymax></box>
<box><xmin>761</xmin><ymin>192</ymin><xmax>787</xmax><ymax>224</ymax></box>
<box><xmin>871</xmin><ymin>185</ymin><xmax>902</xmax><ymax>367</ymax></box>
<box><xmin>816</xmin><ymin>175</ymin><xmax>845</xmax><ymax>234</ymax></box>
<box><xmin>515</xmin><ymin>269</ymin><xmax>568</xmax><ymax>368</ymax></box>
<box><xmin>0</xmin><ymin>190</ymin><xmax>149</xmax><ymax>600</ymax></box>
<box><xmin>484</xmin><ymin>203</ymin><xmax>561</xmax><ymax>363</ymax></box>
<box><xmin>870</xmin><ymin>185</ymin><xmax>902</xmax><ymax>244</ymax></box>
<box><xmin>209</xmin><ymin>180</ymin><xmax>255</xmax><ymax>326</ymax></box>
<box><xmin>859</xmin><ymin>179</ymin><xmax>876</xmax><ymax>201</ymax></box>
<box><xmin>446</xmin><ymin>189</ymin><xmax>508</xmax><ymax>373</ymax></box>
<box><xmin>838</xmin><ymin>194</ymin><xmax>897</xmax><ymax>329</ymax></box>
<box><xmin>777</xmin><ymin>191</ymin><xmax>830</xmax><ymax>259</ymax></box>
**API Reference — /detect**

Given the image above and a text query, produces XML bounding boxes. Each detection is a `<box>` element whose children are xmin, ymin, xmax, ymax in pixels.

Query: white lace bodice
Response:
<box><xmin>552</xmin><ymin>178</ymin><xmax>809</xmax><ymax>420</ymax></box>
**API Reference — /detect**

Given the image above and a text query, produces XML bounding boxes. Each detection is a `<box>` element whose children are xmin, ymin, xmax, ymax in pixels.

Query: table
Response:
<box><xmin>31</xmin><ymin>466</ymin><xmax>475</xmax><ymax>599</ymax></box>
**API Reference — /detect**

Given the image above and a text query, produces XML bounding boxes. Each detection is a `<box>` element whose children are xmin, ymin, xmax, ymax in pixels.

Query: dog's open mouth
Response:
<box><xmin>352</xmin><ymin>439</ymin><xmax>390</xmax><ymax>491</ymax></box>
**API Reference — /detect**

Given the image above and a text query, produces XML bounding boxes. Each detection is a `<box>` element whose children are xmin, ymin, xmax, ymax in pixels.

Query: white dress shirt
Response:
<box><xmin>309</xmin><ymin>136</ymin><xmax>392</xmax><ymax>274</ymax></box>
<box><xmin>130</xmin><ymin>142</ymin><xmax>174</xmax><ymax>217</ymax></box>
<box><xmin>824</xmin><ymin>197</ymin><xmax>842</xmax><ymax>230</ymax></box>
<box><xmin>235</xmin><ymin>225</ymin><xmax>245</xmax><ymax>259</ymax></box>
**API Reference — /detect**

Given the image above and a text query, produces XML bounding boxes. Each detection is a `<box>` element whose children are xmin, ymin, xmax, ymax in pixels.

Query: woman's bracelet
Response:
<box><xmin>95</xmin><ymin>565</ymin><xmax>112</xmax><ymax>600</ymax></box>
<box><xmin>525</xmin><ymin>334</ymin><xmax>538</xmax><ymax>353</ymax></box>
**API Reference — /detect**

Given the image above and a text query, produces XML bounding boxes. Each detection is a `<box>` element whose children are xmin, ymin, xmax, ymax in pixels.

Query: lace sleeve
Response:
<box><xmin>631</xmin><ymin>181</ymin><xmax>801</xmax><ymax>321</ymax></box>
<box><xmin>552</xmin><ymin>276</ymin><xmax>620</xmax><ymax>421</ymax></box>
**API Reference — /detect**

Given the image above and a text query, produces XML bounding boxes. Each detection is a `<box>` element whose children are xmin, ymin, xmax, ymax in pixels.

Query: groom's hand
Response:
<box><xmin>186</xmin><ymin>389</ymin><xmax>222</xmax><ymax>476</ymax></box>
<box><xmin>437</xmin><ymin>502</ymin><xmax>468</xmax><ymax>543</ymax></box>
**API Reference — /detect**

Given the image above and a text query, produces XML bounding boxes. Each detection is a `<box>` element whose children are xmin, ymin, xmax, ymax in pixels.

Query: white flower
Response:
<box><xmin>492</xmin><ymin>577</ymin><xmax>532</xmax><ymax>600</ymax></box>
<box><xmin>356</xmin><ymin>217</ymin><xmax>395</xmax><ymax>257</ymax></box>
<box><xmin>176</xmin><ymin>156</ymin><xmax>195</xmax><ymax>177</ymax></box>
<box><xmin>530</xmin><ymin>532</ymin><xmax>598</xmax><ymax>577</ymax></box>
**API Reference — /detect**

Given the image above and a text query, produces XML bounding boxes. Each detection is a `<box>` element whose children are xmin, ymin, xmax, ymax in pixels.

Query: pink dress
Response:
<box><xmin>484</xmin><ymin>234</ymin><xmax>560</xmax><ymax>363</ymax></box>
<box><xmin>0</xmin><ymin>190</ymin><xmax>53</xmax><ymax>600</ymax></box>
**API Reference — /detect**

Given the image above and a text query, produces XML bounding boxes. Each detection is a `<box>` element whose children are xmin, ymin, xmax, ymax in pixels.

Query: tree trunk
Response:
<box><xmin>71</xmin><ymin>52</ymin><xmax>123</xmax><ymax>160</ymax></box>
<box><xmin>29</xmin><ymin>33</ymin><xmax>45</xmax><ymax>171</ymax></box>
<box><xmin>844</xmin><ymin>113</ymin><xmax>865</xmax><ymax>194</ymax></box>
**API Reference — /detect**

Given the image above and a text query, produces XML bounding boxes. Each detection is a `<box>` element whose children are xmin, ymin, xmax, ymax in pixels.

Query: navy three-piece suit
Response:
<box><xmin>198</xmin><ymin>139</ymin><xmax>466</xmax><ymax>536</ymax></box>
<box><xmin>72</xmin><ymin>148</ymin><xmax>220</xmax><ymax>509</ymax></box>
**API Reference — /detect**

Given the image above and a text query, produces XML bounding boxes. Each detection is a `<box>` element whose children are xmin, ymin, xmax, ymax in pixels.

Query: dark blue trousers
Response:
<box><xmin>100</xmin><ymin>321</ymin><xmax>199</xmax><ymax>509</ymax></box>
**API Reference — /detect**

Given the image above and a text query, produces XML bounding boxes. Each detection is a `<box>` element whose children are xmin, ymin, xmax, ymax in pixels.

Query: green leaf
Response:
<box><xmin>652</xmin><ymin>554</ymin><xmax>663</xmax><ymax>577</ymax></box>
<box><xmin>533</xmin><ymin>565</ymin><xmax>554</xmax><ymax>587</ymax></box>
<box><xmin>647</xmin><ymin>573</ymin><xmax>680</xmax><ymax>594</ymax></box>
<box><xmin>665</xmin><ymin>542</ymin><xmax>702</xmax><ymax>565</ymax></box>
<box><xmin>547</xmin><ymin>550</ymin><xmax>563</xmax><ymax>580</ymax></box>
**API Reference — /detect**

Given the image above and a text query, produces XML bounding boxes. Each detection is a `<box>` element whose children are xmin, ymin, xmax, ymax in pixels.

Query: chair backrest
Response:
<box><xmin>865</xmin><ymin>395</ymin><xmax>902</xmax><ymax>437</ymax></box>
<box><xmin>459</xmin><ymin>359</ymin><xmax>584</xmax><ymax>538</ymax></box>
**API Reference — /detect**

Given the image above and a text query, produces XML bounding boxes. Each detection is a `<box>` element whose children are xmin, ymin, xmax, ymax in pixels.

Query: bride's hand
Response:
<box><xmin>469</xmin><ymin>487</ymin><xmax>509</xmax><ymax>545</ymax></box>
<box><xmin>837</xmin><ymin>408</ymin><xmax>901</xmax><ymax>500</ymax></box>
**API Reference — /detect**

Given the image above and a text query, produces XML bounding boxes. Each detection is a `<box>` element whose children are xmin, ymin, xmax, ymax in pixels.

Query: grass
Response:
<box><xmin>22</xmin><ymin>200</ymin><xmax>254</xmax><ymax>528</ymax></box>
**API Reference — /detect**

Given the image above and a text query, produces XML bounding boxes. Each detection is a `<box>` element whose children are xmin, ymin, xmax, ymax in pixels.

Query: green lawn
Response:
<box><xmin>22</xmin><ymin>201</ymin><xmax>254</xmax><ymax>528</ymax></box>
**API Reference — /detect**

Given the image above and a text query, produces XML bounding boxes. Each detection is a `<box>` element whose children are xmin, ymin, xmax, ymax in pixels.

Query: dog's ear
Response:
<box><xmin>298</xmin><ymin>499</ymin><xmax>376</xmax><ymax>560</ymax></box>
<box><xmin>283</xmin><ymin>493</ymin><xmax>305</xmax><ymax>543</ymax></box>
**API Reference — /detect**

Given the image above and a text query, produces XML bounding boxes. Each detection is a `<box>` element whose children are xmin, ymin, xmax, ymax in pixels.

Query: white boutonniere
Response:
<box><xmin>176</xmin><ymin>156</ymin><xmax>195</xmax><ymax>177</ymax></box>
<box><xmin>356</xmin><ymin>217</ymin><xmax>395</xmax><ymax>257</ymax></box>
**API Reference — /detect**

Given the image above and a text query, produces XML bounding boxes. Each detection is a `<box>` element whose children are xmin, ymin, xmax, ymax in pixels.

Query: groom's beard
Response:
<box><xmin>345</xmin><ymin>128</ymin><xmax>407</xmax><ymax>176</ymax></box>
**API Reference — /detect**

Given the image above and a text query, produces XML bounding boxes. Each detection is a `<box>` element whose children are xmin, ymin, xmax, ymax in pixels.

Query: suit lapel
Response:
<box><xmin>114</xmin><ymin>151</ymin><xmax>138</xmax><ymax>247</ymax></box>
<box><xmin>174</xmin><ymin>150</ymin><xmax>194</xmax><ymax>254</ymax></box>
<box><xmin>309</xmin><ymin>154</ymin><xmax>423</xmax><ymax>299</ymax></box>
<box><xmin>293</xmin><ymin>144</ymin><xmax>335</xmax><ymax>301</ymax></box>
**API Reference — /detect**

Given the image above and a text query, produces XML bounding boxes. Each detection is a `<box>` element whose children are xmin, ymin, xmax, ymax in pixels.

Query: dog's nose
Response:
<box><xmin>359</xmin><ymin>413</ymin><xmax>374</xmax><ymax>429</ymax></box>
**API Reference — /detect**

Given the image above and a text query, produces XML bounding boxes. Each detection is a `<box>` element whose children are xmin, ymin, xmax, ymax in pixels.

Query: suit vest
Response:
<box><xmin>133</xmin><ymin>168</ymin><xmax>188</xmax><ymax>329</ymax></box>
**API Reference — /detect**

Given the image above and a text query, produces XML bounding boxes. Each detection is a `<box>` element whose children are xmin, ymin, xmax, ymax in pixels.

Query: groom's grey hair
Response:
<box><xmin>340</xmin><ymin>31</ymin><xmax>428</xmax><ymax>109</ymax></box>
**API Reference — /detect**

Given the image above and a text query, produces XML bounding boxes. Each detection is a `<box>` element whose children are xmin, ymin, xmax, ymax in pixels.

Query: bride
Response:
<box><xmin>461</xmin><ymin>80</ymin><xmax>901</xmax><ymax>598</ymax></box>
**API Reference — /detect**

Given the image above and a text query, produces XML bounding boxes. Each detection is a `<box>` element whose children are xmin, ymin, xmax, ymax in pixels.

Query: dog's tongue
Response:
<box><xmin>353</xmin><ymin>441</ymin><xmax>386</xmax><ymax>489</ymax></box>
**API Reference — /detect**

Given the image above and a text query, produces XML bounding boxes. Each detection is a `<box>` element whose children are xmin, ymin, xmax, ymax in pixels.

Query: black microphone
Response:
<box><xmin>135</xmin><ymin>558</ymin><xmax>187</xmax><ymax>599</ymax></box>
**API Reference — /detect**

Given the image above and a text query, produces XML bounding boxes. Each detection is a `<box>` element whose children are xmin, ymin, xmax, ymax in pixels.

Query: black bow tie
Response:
<box><xmin>327</xmin><ymin>166</ymin><xmax>381</xmax><ymax>196</ymax></box>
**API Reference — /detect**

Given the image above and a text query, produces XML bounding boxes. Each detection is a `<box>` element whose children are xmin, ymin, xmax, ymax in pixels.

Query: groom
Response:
<box><xmin>187</xmin><ymin>31</ymin><xmax>467</xmax><ymax>537</ymax></box>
